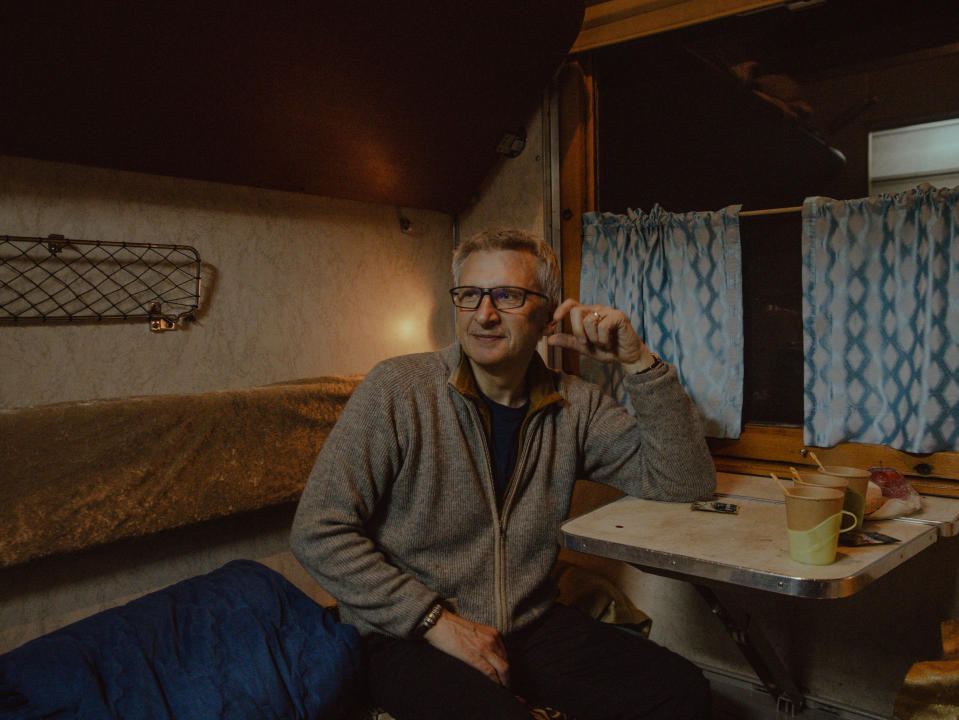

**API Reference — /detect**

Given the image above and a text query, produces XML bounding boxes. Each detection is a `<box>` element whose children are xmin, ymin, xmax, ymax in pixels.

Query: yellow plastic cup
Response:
<box><xmin>785</xmin><ymin>485</ymin><xmax>857</xmax><ymax>565</ymax></box>
<box><xmin>787</xmin><ymin>511</ymin><xmax>858</xmax><ymax>564</ymax></box>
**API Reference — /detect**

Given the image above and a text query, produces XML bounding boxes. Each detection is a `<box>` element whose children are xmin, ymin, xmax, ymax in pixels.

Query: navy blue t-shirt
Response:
<box><xmin>479</xmin><ymin>391</ymin><xmax>529</xmax><ymax>501</ymax></box>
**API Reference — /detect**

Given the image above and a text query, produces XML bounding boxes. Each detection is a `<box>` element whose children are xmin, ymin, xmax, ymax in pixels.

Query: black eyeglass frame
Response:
<box><xmin>449</xmin><ymin>285</ymin><xmax>550</xmax><ymax>310</ymax></box>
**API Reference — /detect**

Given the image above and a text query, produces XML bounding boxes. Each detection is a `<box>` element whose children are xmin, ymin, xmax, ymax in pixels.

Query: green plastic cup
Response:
<box><xmin>800</xmin><ymin>470</ymin><xmax>869</xmax><ymax>532</ymax></box>
<box><xmin>787</xmin><ymin>510</ymin><xmax>857</xmax><ymax>565</ymax></box>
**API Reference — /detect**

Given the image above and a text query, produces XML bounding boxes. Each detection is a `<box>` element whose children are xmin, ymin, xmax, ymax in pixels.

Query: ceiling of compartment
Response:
<box><xmin>0</xmin><ymin>2</ymin><xmax>585</xmax><ymax>214</ymax></box>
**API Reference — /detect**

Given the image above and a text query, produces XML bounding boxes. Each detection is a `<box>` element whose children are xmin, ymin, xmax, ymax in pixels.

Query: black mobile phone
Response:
<box><xmin>690</xmin><ymin>500</ymin><xmax>739</xmax><ymax>514</ymax></box>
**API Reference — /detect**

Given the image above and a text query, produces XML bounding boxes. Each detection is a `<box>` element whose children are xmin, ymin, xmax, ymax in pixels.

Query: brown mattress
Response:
<box><xmin>0</xmin><ymin>376</ymin><xmax>361</xmax><ymax>567</ymax></box>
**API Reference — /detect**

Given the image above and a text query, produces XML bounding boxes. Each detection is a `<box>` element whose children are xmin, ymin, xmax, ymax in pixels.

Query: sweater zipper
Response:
<box><xmin>464</xmin><ymin>400</ymin><xmax>508</xmax><ymax>632</ymax></box>
<box><xmin>496</xmin><ymin>411</ymin><xmax>540</xmax><ymax>634</ymax></box>
<box><xmin>500</xmin><ymin>412</ymin><xmax>537</xmax><ymax>530</ymax></box>
<box><xmin>465</xmin><ymin>396</ymin><xmax>546</xmax><ymax>634</ymax></box>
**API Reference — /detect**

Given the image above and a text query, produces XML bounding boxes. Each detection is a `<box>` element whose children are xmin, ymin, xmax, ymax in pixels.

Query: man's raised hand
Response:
<box><xmin>547</xmin><ymin>299</ymin><xmax>657</xmax><ymax>373</ymax></box>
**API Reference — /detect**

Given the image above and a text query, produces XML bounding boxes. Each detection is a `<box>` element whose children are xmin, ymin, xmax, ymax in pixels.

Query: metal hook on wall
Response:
<box><xmin>397</xmin><ymin>207</ymin><xmax>413</xmax><ymax>234</ymax></box>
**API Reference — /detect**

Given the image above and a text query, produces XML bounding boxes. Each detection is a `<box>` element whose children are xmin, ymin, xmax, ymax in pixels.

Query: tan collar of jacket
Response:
<box><xmin>448</xmin><ymin>346</ymin><xmax>564</xmax><ymax>431</ymax></box>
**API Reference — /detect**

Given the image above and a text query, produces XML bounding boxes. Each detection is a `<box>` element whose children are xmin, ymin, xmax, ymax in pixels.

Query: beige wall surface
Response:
<box><xmin>458</xmin><ymin>103</ymin><xmax>547</xmax><ymax>241</ymax></box>
<box><xmin>0</xmin><ymin>154</ymin><xmax>454</xmax><ymax>652</ymax></box>
<box><xmin>0</xmin><ymin>155</ymin><xmax>454</xmax><ymax>409</ymax></box>
<box><xmin>458</xmin><ymin>103</ymin><xmax>562</xmax><ymax>366</ymax></box>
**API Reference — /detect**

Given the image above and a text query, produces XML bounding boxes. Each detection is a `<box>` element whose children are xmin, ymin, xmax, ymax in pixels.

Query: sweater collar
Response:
<box><xmin>447</xmin><ymin>344</ymin><xmax>563</xmax><ymax>415</ymax></box>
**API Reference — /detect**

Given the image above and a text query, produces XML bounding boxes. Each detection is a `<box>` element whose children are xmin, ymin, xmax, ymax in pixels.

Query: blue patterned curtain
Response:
<box><xmin>580</xmin><ymin>205</ymin><xmax>743</xmax><ymax>438</ymax></box>
<box><xmin>802</xmin><ymin>185</ymin><xmax>959</xmax><ymax>452</ymax></box>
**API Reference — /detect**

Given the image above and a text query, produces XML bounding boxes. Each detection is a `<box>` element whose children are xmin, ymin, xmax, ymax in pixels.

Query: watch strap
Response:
<box><xmin>415</xmin><ymin>602</ymin><xmax>444</xmax><ymax>637</ymax></box>
<box><xmin>633</xmin><ymin>354</ymin><xmax>663</xmax><ymax>374</ymax></box>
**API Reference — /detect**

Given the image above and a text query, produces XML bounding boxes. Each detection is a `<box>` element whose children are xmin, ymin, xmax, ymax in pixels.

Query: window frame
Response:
<box><xmin>556</xmin><ymin>56</ymin><xmax>959</xmax><ymax>495</ymax></box>
<box><xmin>868</xmin><ymin>116</ymin><xmax>959</xmax><ymax>194</ymax></box>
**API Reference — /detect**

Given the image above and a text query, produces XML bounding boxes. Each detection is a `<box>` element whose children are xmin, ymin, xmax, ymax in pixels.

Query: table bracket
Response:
<box><xmin>694</xmin><ymin>584</ymin><xmax>805</xmax><ymax>715</ymax></box>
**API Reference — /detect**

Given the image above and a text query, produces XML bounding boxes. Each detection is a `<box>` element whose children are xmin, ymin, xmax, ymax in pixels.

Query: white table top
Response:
<box><xmin>560</xmin><ymin>472</ymin><xmax>954</xmax><ymax>599</ymax></box>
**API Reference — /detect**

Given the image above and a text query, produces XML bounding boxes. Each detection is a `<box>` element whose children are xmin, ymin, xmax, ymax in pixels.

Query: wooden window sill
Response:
<box><xmin>709</xmin><ymin>424</ymin><xmax>959</xmax><ymax>498</ymax></box>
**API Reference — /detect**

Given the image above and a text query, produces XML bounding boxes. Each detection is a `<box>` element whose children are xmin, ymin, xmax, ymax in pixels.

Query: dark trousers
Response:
<box><xmin>363</xmin><ymin>603</ymin><xmax>710</xmax><ymax>720</ymax></box>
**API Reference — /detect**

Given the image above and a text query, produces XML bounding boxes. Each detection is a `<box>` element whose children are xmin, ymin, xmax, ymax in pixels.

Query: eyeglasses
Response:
<box><xmin>449</xmin><ymin>286</ymin><xmax>549</xmax><ymax>310</ymax></box>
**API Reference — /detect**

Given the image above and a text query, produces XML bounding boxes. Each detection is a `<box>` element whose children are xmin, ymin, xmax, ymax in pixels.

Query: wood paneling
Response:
<box><xmin>572</xmin><ymin>0</ymin><xmax>780</xmax><ymax>53</ymax></box>
<box><xmin>710</xmin><ymin>425</ymin><xmax>959</xmax><ymax>493</ymax></box>
<box><xmin>557</xmin><ymin>59</ymin><xmax>598</xmax><ymax>374</ymax></box>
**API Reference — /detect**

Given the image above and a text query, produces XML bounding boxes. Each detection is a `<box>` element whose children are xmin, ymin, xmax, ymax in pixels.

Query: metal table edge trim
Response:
<box><xmin>561</xmin><ymin>525</ymin><xmax>938</xmax><ymax>599</ymax></box>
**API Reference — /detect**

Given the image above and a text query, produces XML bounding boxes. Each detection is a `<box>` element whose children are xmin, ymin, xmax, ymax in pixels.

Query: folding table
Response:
<box><xmin>561</xmin><ymin>472</ymin><xmax>959</xmax><ymax>714</ymax></box>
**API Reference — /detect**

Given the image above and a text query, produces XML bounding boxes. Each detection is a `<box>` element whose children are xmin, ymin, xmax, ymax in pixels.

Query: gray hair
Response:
<box><xmin>451</xmin><ymin>229</ymin><xmax>561</xmax><ymax>309</ymax></box>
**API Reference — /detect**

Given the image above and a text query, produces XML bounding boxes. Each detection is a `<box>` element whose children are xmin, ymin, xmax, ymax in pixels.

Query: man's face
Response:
<box><xmin>455</xmin><ymin>249</ymin><xmax>552</xmax><ymax>377</ymax></box>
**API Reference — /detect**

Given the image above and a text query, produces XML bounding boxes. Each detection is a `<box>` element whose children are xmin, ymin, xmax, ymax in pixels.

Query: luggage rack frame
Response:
<box><xmin>0</xmin><ymin>234</ymin><xmax>201</xmax><ymax>329</ymax></box>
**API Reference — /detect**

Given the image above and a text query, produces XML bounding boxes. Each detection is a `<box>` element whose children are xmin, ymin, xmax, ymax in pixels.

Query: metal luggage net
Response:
<box><xmin>0</xmin><ymin>234</ymin><xmax>201</xmax><ymax>326</ymax></box>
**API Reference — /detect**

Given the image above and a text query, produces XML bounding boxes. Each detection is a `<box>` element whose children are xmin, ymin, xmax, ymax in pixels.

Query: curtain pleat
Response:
<box><xmin>802</xmin><ymin>184</ymin><xmax>959</xmax><ymax>452</ymax></box>
<box><xmin>581</xmin><ymin>204</ymin><xmax>743</xmax><ymax>439</ymax></box>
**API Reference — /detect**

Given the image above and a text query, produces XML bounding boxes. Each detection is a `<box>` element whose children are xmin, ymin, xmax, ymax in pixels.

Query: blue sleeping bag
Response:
<box><xmin>0</xmin><ymin>560</ymin><xmax>363</xmax><ymax>720</ymax></box>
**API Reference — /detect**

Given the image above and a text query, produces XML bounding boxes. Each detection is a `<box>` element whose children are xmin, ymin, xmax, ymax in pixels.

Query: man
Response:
<box><xmin>291</xmin><ymin>229</ymin><xmax>716</xmax><ymax>719</ymax></box>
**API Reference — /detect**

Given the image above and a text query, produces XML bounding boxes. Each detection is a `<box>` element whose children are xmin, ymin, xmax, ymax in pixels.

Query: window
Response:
<box><xmin>869</xmin><ymin>118</ymin><xmax>959</xmax><ymax>194</ymax></box>
<box><xmin>558</xmin><ymin>1</ymin><xmax>959</xmax><ymax>491</ymax></box>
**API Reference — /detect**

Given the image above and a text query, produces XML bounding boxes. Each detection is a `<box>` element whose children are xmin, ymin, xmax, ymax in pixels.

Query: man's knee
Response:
<box><xmin>511</xmin><ymin>608</ymin><xmax>711</xmax><ymax>719</ymax></box>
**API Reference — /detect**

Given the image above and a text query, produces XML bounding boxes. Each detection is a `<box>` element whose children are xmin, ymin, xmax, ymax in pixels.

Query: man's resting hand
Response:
<box><xmin>423</xmin><ymin>610</ymin><xmax>510</xmax><ymax>687</ymax></box>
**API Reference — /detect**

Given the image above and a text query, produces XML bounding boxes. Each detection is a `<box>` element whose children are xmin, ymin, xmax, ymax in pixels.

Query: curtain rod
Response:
<box><xmin>740</xmin><ymin>205</ymin><xmax>803</xmax><ymax>217</ymax></box>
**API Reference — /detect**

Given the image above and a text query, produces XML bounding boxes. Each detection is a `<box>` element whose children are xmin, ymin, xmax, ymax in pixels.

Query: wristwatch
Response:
<box><xmin>415</xmin><ymin>602</ymin><xmax>444</xmax><ymax>637</ymax></box>
<box><xmin>634</xmin><ymin>354</ymin><xmax>663</xmax><ymax>374</ymax></box>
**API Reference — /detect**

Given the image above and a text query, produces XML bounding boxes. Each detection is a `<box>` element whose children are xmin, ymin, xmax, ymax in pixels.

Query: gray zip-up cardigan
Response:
<box><xmin>290</xmin><ymin>344</ymin><xmax>715</xmax><ymax>639</ymax></box>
